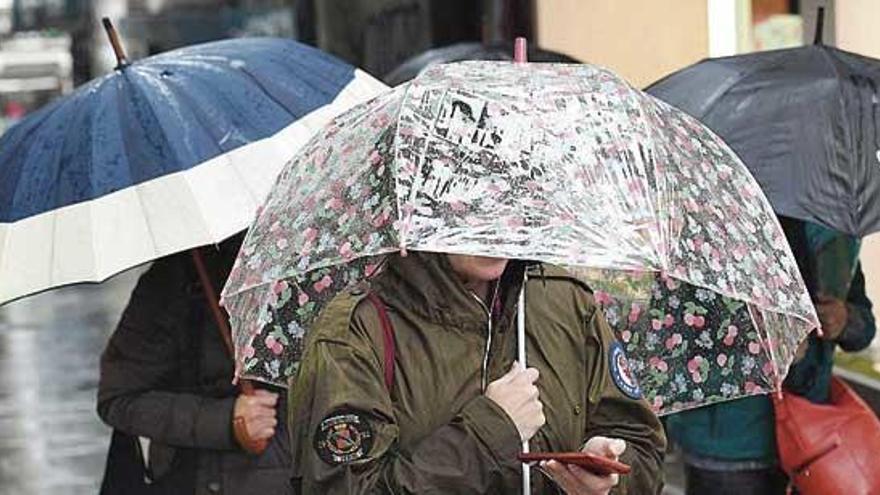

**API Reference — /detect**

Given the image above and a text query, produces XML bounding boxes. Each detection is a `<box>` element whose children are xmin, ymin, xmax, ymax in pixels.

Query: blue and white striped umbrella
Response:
<box><xmin>0</xmin><ymin>37</ymin><xmax>386</xmax><ymax>304</ymax></box>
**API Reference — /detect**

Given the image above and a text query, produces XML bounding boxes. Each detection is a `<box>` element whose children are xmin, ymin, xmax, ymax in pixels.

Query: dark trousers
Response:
<box><xmin>685</xmin><ymin>464</ymin><xmax>789</xmax><ymax>495</ymax></box>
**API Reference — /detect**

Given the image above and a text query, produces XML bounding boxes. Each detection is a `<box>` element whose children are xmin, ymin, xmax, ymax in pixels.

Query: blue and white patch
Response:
<box><xmin>609</xmin><ymin>342</ymin><xmax>641</xmax><ymax>399</ymax></box>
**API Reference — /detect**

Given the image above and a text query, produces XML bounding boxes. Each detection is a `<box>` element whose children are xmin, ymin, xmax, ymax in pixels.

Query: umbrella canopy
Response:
<box><xmin>383</xmin><ymin>41</ymin><xmax>579</xmax><ymax>85</ymax></box>
<box><xmin>647</xmin><ymin>43</ymin><xmax>880</xmax><ymax>237</ymax></box>
<box><xmin>222</xmin><ymin>61</ymin><xmax>818</xmax><ymax>414</ymax></box>
<box><xmin>0</xmin><ymin>37</ymin><xmax>386</xmax><ymax>305</ymax></box>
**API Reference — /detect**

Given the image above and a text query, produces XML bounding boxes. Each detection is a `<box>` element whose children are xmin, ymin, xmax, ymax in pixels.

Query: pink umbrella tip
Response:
<box><xmin>514</xmin><ymin>37</ymin><xmax>527</xmax><ymax>63</ymax></box>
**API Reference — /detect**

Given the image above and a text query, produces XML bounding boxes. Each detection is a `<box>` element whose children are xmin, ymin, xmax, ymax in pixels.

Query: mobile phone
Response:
<box><xmin>517</xmin><ymin>452</ymin><xmax>632</xmax><ymax>476</ymax></box>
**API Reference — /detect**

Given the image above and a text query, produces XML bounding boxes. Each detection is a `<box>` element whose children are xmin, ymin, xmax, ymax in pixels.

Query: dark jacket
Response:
<box><xmin>288</xmin><ymin>252</ymin><xmax>666</xmax><ymax>494</ymax></box>
<box><xmin>98</xmin><ymin>241</ymin><xmax>292</xmax><ymax>495</ymax></box>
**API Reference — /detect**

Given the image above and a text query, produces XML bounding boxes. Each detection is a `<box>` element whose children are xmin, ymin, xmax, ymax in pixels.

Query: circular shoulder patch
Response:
<box><xmin>314</xmin><ymin>410</ymin><xmax>374</xmax><ymax>465</ymax></box>
<box><xmin>609</xmin><ymin>341</ymin><xmax>642</xmax><ymax>400</ymax></box>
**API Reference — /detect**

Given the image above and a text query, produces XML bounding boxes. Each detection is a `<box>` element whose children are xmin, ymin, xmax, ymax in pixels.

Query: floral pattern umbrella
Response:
<box><xmin>221</xmin><ymin>61</ymin><xmax>819</xmax><ymax>414</ymax></box>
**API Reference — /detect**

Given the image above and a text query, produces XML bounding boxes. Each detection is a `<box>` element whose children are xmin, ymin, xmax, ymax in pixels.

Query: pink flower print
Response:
<box><xmin>276</xmin><ymin>237</ymin><xmax>288</xmax><ymax>250</ymax></box>
<box><xmin>313</xmin><ymin>275</ymin><xmax>333</xmax><ymax>293</ymax></box>
<box><xmin>744</xmin><ymin>381</ymin><xmax>759</xmax><ymax>394</ymax></box>
<box><xmin>369</xmin><ymin>149</ymin><xmax>382</xmax><ymax>166</ymax></box>
<box><xmin>732</xmin><ymin>244</ymin><xmax>748</xmax><ymax>261</ymax></box>
<box><xmin>271</xmin><ymin>341</ymin><xmax>284</xmax><ymax>356</ymax></box>
<box><xmin>272</xmin><ymin>280</ymin><xmax>288</xmax><ymax>295</ymax></box>
<box><xmin>594</xmin><ymin>290</ymin><xmax>613</xmax><ymax>306</ymax></box>
<box><xmin>303</xmin><ymin>227</ymin><xmax>318</xmax><ymax>243</ymax></box>
<box><xmin>297</xmin><ymin>292</ymin><xmax>309</xmax><ymax>306</ymax></box>
<box><xmin>665</xmin><ymin>333</ymin><xmax>683</xmax><ymax>350</ymax></box>
<box><xmin>723</xmin><ymin>333</ymin><xmax>736</xmax><ymax>346</ymax></box>
<box><xmin>649</xmin><ymin>357</ymin><xmax>669</xmax><ymax>373</ymax></box>
<box><xmin>664</xmin><ymin>314</ymin><xmax>675</xmax><ymax>327</ymax></box>
<box><xmin>694</xmin><ymin>315</ymin><xmax>705</xmax><ymax>328</ymax></box>
<box><xmin>748</xmin><ymin>341</ymin><xmax>761</xmax><ymax>354</ymax></box>
<box><xmin>264</xmin><ymin>335</ymin><xmax>280</xmax><ymax>352</ymax></box>
<box><xmin>628</xmin><ymin>304</ymin><xmax>642</xmax><ymax>323</ymax></box>
<box><xmin>651</xmin><ymin>319</ymin><xmax>663</xmax><ymax>331</ymax></box>
<box><xmin>687</xmin><ymin>356</ymin><xmax>704</xmax><ymax>374</ymax></box>
<box><xmin>762</xmin><ymin>361</ymin><xmax>775</xmax><ymax>377</ymax></box>
<box><xmin>684</xmin><ymin>313</ymin><xmax>695</xmax><ymax>326</ymax></box>
<box><xmin>621</xmin><ymin>330</ymin><xmax>632</xmax><ymax>343</ymax></box>
<box><xmin>338</xmin><ymin>242</ymin><xmax>354</xmax><ymax>260</ymax></box>
<box><xmin>652</xmin><ymin>396</ymin><xmax>665</xmax><ymax>411</ymax></box>
<box><xmin>326</xmin><ymin>197</ymin><xmax>344</xmax><ymax>211</ymax></box>
<box><xmin>371</xmin><ymin>210</ymin><xmax>390</xmax><ymax>228</ymax></box>
<box><xmin>269</xmin><ymin>221</ymin><xmax>281</xmax><ymax>233</ymax></box>
<box><xmin>242</xmin><ymin>345</ymin><xmax>256</xmax><ymax>359</ymax></box>
<box><xmin>665</xmin><ymin>277</ymin><xmax>679</xmax><ymax>290</ymax></box>
<box><xmin>525</xmin><ymin>180</ymin><xmax>540</xmax><ymax>193</ymax></box>
<box><xmin>449</xmin><ymin>201</ymin><xmax>467</xmax><ymax>213</ymax></box>
<box><xmin>716</xmin><ymin>353</ymin><xmax>728</xmax><ymax>367</ymax></box>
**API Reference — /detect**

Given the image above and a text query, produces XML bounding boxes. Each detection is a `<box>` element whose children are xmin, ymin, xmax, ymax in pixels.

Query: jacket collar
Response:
<box><xmin>373</xmin><ymin>251</ymin><xmax>526</xmax><ymax>331</ymax></box>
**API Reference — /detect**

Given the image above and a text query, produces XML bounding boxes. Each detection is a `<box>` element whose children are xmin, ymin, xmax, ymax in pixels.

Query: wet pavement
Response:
<box><xmin>0</xmin><ymin>269</ymin><xmax>142</xmax><ymax>495</ymax></box>
<box><xmin>0</xmin><ymin>264</ymin><xmax>686</xmax><ymax>494</ymax></box>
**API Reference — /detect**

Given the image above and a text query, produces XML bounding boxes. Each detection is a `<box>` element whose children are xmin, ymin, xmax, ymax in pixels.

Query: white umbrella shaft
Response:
<box><xmin>517</xmin><ymin>282</ymin><xmax>531</xmax><ymax>495</ymax></box>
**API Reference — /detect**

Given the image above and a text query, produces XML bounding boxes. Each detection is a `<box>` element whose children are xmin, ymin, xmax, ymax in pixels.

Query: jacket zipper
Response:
<box><xmin>472</xmin><ymin>282</ymin><xmax>500</xmax><ymax>392</ymax></box>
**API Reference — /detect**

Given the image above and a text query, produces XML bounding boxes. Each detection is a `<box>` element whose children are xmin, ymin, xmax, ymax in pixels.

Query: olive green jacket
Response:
<box><xmin>289</xmin><ymin>253</ymin><xmax>666</xmax><ymax>494</ymax></box>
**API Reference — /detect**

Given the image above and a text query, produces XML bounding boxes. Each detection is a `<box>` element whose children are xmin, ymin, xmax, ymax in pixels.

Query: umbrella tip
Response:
<box><xmin>813</xmin><ymin>6</ymin><xmax>825</xmax><ymax>45</ymax></box>
<box><xmin>102</xmin><ymin>17</ymin><xmax>130</xmax><ymax>69</ymax></box>
<box><xmin>514</xmin><ymin>37</ymin><xmax>528</xmax><ymax>63</ymax></box>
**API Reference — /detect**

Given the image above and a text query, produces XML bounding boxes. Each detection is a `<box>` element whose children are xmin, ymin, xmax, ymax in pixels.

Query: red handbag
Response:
<box><xmin>773</xmin><ymin>376</ymin><xmax>880</xmax><ymax>494</ymax></box>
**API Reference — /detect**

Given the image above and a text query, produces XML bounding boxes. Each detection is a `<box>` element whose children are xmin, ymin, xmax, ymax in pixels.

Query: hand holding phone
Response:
<box><xmin>517</xmin><ymin>451</ymin><xmax>631</xmax><ymax>476</ymax></box>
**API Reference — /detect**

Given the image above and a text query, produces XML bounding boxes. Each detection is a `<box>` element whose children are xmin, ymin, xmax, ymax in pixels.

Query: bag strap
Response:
<box><xmin>365</xmin><ymin>293</ymin><xmax>395</xmax><ymax>391</ymax></box>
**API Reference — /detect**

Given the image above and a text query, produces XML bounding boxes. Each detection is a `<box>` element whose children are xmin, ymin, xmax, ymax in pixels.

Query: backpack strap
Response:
<box><xmin>365</xmin><ymin>292</ymin><xmax>395</xmax><ymax>391</ymax></box>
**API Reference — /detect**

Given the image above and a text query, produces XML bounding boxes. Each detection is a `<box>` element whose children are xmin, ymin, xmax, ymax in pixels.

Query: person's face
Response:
<box><xmin>447</xmin><ymin>254</ymin><xmax>509</xmax><ymax>283</ymax></box>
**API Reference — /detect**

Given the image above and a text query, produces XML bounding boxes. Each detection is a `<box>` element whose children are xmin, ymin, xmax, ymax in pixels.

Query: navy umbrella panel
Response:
<box><xmin>0</xmin><ymin>37</ymin><xmax>387</xmax><ymax>304</ymax></box>
<box><xmin>647</xmin><ymin>44</ymin><xmax>880</xmax><ymax>237</ymax></box>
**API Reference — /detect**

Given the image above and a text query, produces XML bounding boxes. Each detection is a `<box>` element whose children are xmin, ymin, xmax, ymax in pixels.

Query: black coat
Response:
<box><xmin>98</xmin><ymin>240</ymin><xmax>292</xmax><ymax>495</ymax></box>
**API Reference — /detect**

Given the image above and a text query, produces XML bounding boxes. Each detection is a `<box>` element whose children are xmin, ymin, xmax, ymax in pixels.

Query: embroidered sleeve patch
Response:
<box><xmin>609</xmin><ymin>341</ymin><xmax>642</xmax><ymax>400</ymax></box>
<box><xmin>314</xmin><ymin>410</ymin><xmax>374</xmax><ymax>465</ymax></box>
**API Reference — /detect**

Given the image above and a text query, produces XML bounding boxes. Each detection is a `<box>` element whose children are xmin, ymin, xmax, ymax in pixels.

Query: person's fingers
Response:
<box><xmin>607</xmin><ymin>439</ymin><xmax>626</xmax><ymax>457</ymax></box>
<box><xmin>566</xmin><ymin>464</ymin><xmax>618</xmax><ymax>491</ymax></box>
<box><xmin>511</xmin><ymin>367</ymin><xmax>539</xmax><ymax>386</ymax></box>
<box><xmin>250</xmin><ymin>391</ymin><xmax>279</xmax><ymax>406</ymax></box>
<box><xmin>251</xmin><ymin>425</ymin><xmax>275</xmax><ymax>441</ymax></box>
<box><xmin>584</xmin><ymin>436</ymin><xmax>626</xmax><ymax>459</ymax></box>
<box><xmin>541</xmin><ymin>460</ymin><xmax>580</xmax><ymax>493</ymax></box>
<box><xmin>249</xmin><ymin>415</ymin><xmax>277</xmax><ymax>429</ymax></box>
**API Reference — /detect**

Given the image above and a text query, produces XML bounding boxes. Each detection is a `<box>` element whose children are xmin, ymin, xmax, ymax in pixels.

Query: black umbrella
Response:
<box><xmin>647</xmin><ymin>9</ymin><xmax>880</xmax><ymax>237</ymax></box>
<box><xmin>383</xmin><ymin>41</ymin><xmax>579</xmax><ymax>85</ymax></box>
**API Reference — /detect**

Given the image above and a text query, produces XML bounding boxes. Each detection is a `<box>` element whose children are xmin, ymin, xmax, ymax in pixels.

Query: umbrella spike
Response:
<box><xmin>102</xmin><ymin>17</ymin><xmax>130</xmax><ymax>69</ymax></box>
<box><xmin>813</xmin><ymin>6</ymin><xmax>825</xmax><ymax>45</ymax></box>
<box><xmin>514</xmin><ymin>37</ymin><xmax>527</xmax><ymax>63</ymax></box>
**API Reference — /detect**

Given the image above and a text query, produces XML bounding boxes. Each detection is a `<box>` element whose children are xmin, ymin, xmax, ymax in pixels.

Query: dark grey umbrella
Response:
<box><xmin>647</xmin><ymin>25</ymin><xmax>880</xmax><ymax>237</ymax></box>
<box><xmin>383</xmin><ymin>41</ymin><xmax>579</xmax><ymax>85</ymax></box>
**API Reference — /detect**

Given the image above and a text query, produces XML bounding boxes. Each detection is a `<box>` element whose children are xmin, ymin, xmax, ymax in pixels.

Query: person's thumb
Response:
<box><xmin>607</xmin><ymin>438</ymin><xmax>627</xmax><ymax>458</ymax></box>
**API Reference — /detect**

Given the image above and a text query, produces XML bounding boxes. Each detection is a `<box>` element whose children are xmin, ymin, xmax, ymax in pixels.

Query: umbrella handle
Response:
<box><xmin>190</xmin><ymin>248</ymin><xmax>269</xmax><ymax>455</ymax></box>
